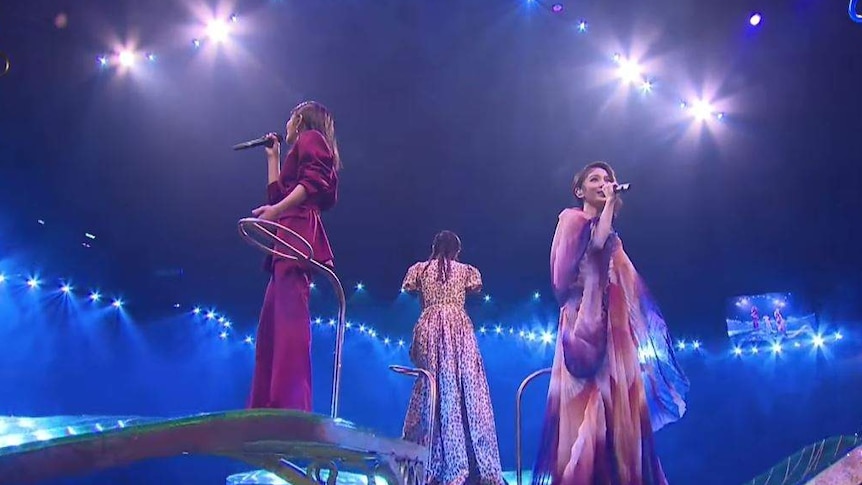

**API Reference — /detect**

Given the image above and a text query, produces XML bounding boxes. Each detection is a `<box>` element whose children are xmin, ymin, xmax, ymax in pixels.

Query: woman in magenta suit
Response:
<box><xmin>248</xmin><ymin>101</ymin><xmax>341</xmax><ymax>411</ymax></box>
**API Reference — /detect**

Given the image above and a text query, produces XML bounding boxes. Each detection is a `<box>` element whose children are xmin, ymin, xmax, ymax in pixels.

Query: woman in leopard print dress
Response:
<box><xmin>401</xmin><ymin>231</ymin><xmax>507</xmax><ymax>485</ymax></box>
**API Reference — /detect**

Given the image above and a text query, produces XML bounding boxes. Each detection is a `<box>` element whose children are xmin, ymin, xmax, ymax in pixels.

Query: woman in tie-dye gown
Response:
<box><xmin>532</xmin><ymin>162</ymin><xmax>689</xmax><ymax>485</ymax></box>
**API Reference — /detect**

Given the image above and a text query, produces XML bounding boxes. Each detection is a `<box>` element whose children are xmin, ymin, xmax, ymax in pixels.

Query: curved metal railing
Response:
<box><xmin>515</xmin><ymin>367</ymin><xmax>552</xmax><ymax>485</ymax></box>
<box><xmin>238</xmin><ymin>217</ymin><xmax>347</xmax><ymax>420</ymax></box>
<box><xmin>389</xmin><ymin>364</ymin><xmax>438</xmax><ymax>482</ymax></box>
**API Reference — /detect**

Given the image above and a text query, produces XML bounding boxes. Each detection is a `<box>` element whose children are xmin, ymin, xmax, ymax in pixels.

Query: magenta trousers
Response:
<box><xmin>248</xmin><ymin>262</ymin><xmax>313</xmax><ymax>412</ymax></box>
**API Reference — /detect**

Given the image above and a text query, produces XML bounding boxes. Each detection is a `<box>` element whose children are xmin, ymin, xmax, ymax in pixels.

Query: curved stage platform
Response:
<box><xmin>0</xmin><ymin>411</ymin><xmax>426</xmax><ymax>485</ymax></box>
<box><xmin>0</xmin><ymin>411</ymin><xmax>859</xmax><ymax>485</ymax></box>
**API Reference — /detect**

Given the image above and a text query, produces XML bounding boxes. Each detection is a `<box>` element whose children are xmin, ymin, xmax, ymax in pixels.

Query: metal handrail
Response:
<box><xmin>390</xmin><ymin>364</ymin><xmax>438</xmax><ymax>481</ymax></box>
<box><xmin>515</xmin><ymin>367</ymin><xmax>552</xmax><ymax>485</ymax></box>
<box><xmin>238</xmin><ymin>217</ymin><xmax>347</xmax><ymax>420</ymax></box>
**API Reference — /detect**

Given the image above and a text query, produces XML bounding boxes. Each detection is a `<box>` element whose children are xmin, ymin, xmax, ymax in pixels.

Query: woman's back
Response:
<box><xmin>403</xmin><ymin>260</ymin><xmax>482</xmax><ymax>309</ymax></box>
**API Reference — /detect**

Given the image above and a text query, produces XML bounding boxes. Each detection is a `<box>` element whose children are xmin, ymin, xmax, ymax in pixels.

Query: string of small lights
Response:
<box><xmin>0</xmin><ymin>260</ymin><xmax>847</xmax><ymax>359</ymax></box>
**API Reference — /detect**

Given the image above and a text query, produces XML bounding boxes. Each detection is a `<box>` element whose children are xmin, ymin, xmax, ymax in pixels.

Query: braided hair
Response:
<box><xmin>423</xmin><ymin>231</ymin><xmax>461</xmax><ymax>282</ymax></box>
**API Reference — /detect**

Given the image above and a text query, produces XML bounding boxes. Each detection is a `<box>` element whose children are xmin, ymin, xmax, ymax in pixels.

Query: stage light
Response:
<box><xmin>749</xmin><ymin>13</ymin><xmax>762</xmax><ymax>26</ymax></box>
<box><xmin>118</xmin><ymin>50</ymin><xmax>135</xmax><ymax>68</ymax></box>
<box><xmin>835</xmin><ymin>332</ymin><xmax>844</xmax><ymax>340</ymax></box>
<box><xmin>613</xmin><ymin>54</ymin><xmax>644</xmax><ymax>85</ymax></box>
<box><xmin>384</xmin><ymin>337</ymin><xmax>391</xmax><ymax>345</ymax></box>
<box><xmin>368</xmin><ymin>329</ymin><xmax>377</xmax><ymax>338</ymax></box>
<box><xmin>751</xmin><ymin>347</ymin><xmax>759</xmax><ymax>354</ymax></box>
<box><xmin>328</xmin><ymin>319</ymin><xmax>336</xmax><ymax>326</ymax></box>
<box><xmin>495</xmin><ymin>326</ymin><xmax>503</xmax><ymax>334</ymax></box>
<box><xmin>27</xmin><ymin>277</ymin><xmax>40</xmax><ymax>289</ymax></box>
<box><xmin>355</xmin><ymin>282</ymin><xmax>364</xmax><ymax>291</ymax></box>
<box><xmin>309</xmin><ymin>282</ymin><xmax>316</xmax><ymax>289</ymax></box>
<box><xmin>577</xmin><ymin>20</ymin><xmax>587</xmax><ymax>32</ymax></box>
<box><xmin>479</xmin><ymin>326</ymin><xmax>487</xmax><ymax>333</ymax></box>
<box><xmin>0</xmin><ymin>273</ymin><xmax>6</xmax><ymax>284</ymax></box>
<box><xmin>692</xmin><ymin>340</ymin><xmax>702</xmax><ymax>350</ymax></box>
<box><xmin>60</xmin><ymin>283</ymin><xmax>73</xmax><ymax>294</ymax></box>
<box><xmin>145</xmin><ymin>53</ymin><xmax>156</xmax><ymax>62</ymax></box>
<box><xmin>314</xmin><ymin>317</ymin><xmax>322</xmax><ymax>324</ymax></box>
<box><xmin>192</xmin><ymin>39</ymin><xmax>202</xmax><ymax>48</ymax></box>
<box><xmin>533</xmin><ymin>291</ymin><xmax>541</xmax><ymax>300</ymax></box>
<box><xmin>483</xmin><ymin>294</ymin><xmax>491</xmax><ymax>302</ymax></box>
<box><xmin>111</xmin><ymin>298</ymin><xmax>123</xmax><ymax>309</ymax></box>
<box><xmin>89</xmin><ymin>291</ymin><xmax>101</xmax><ymax>302</ymax></box>
<box><xmin>230</xmin><ymin>13</ymin><xmax>238</xmax><ymax>23</ymax></box>
<box><xmin>206</xmin><ymin>19</ymin><xmax>230</xmax><ymax>43</ymax></box>
<box><xmin>192</xmin><ymin>307</ymin><xmax>201</xmax><ymax>315</ymax></box>
<box><xmin>219</xmin><ymin>331</ymin><xmax>228</xmax><ymax>339</ymax></box>
<box><xmin>733</xmin><ymin>346</ymin><xmax>743</xmax><ymax>356</ymax></box>
<box><xmin>677</xmin><ymin>341</ymin><xmax>686</xmax><ymax>350</ymax></box>
<box><xmin>398</xmin><ymin>339</ymin><xmax>406</xmax><ymax>347</ymax></box>
<box><xmin>206</xmin><ymin>310</ymin><xmax>216</xmax><ymax>319</ymax></box>
<box><xmin>813</xmin><ymin>334</ymin><xmax>825</xmax><ymax>348</ymax></box>
<box><xmin>222</xmin><ymin>320</ymin><xmax>232</xmax><ymax>328</ymax></box>
<box><xmin>97</xmin><ymin>56</ymin><xmax>109</xmax><ymax>67</ymax></box>
<box><xmin>682</xmin><ymin>99</ymin><xmax>721</xmax><ymax>122</ymax></box>
<box><xmin>640</xmin><ymin>80</ymin><xmax>653</xmax><ymax>93</ymax></box>
<box><xmin>551</xmin><ymin>3</ymin><xmax>563</xmax><ymax>13</ymax></box>
<box><xmin>771</xmin><ymin>342</ymin><xmax>782</xmax><ymax>354</ymax></box>
<box><xmin>540</xmin><ymin>331</ymin><xmax>554</xmax><ymax>344</ymax></box>
<box><xmin>244</xmin><ymin>336</ymin><xmax>254</xmax><ymax>345</ymax></box>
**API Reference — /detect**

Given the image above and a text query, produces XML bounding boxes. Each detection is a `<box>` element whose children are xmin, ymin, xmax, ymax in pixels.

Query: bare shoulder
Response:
<box><xmin>559</xmin><ymin>207</ymin><xmax>588</xmax><ymax>222</ymax></box>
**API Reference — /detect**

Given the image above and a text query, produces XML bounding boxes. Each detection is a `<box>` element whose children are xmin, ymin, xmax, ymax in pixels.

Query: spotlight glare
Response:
<box><xmin>205</xmin><ymin>19</ymin><xmax>230</xmax><ymax>43</ymax></box>
<box><xmin>733</xmin><ymin>346</ymin><xmax>743</xmax><ymax>356</ymax></box>
<box><xmin>355</xmin><ymin>282</ymin><xmax>364</xmax><ymax>291</ymax></box>
<box><xmin>111</xmin><ymin>298</ymin><xmax>123</xmax><ymax>309</ymax></box>
<box><xmin>615</xmin><ymin>57</ymin><xmax>643</xmax><ymax>85</ymax></box>
<box><xmin>0</xmin><ymin>273</ymin><xmax>5</xmax><ymax>284</ymax></box>
<box><xmin>834</xmin><ymin>332</ymin><xmax>844</xmax><ymax>340</ymax></box>
<box><xmin>813</xmin><ymin>335</ymin><xmax>826</xmax><ymax>348</ymax></box>
<box><xmin>192</xmin><ymin>38</ymin><xmax>202</xmax><ymax>48</ymax></box>
<box><xmin>60</xmin><ymin>283</ymin><xmax>73</xmax><ymax>294</ymax></box>
<box><xmin>687</xmin><ymin>99</ymin><xmax>718</xmax><ymax>121</ymax></box>
<box><xmin>89</xmin><ymin>291</ymin><xmax>101</xmax><ymax>302</ymax></box>
<box><xmin>230</xmin><ymin>13</ymin><xmax>238</xmax><ymax>23</ymax></box>
<box><xmin>27</xmin><ymin>277</ymin><xmax>40</xmax><ymax>289</ymax></box>
<box><xmin>97</xmin><ymin>56</ymin><xmax>109</xmax><ymax>67</ymax></box>
<box><xmin>145</xmin><ymin>53</ymin><xmax>156</xmax><ymax>62</ymax></box>
<box><xmin>692</xmin><ymin>340</ymin><xmax>701</xmax><ymax>350</ymax></box>
<box><xmin>118</xmin><ymin>50</ymin><xmax>135</xmax><ymax>67</ymax></box>
<box><xmin>577</xmin><ymin>20</ymin><xmax>587</xmax><ymax>32</ymax></box>
<box><xmin>771</xmin><ymin>342</ymin><xmax>782</xmax><ymax>354</ymax></box>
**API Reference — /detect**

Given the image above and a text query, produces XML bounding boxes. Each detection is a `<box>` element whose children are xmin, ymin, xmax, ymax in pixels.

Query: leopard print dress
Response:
<box><xmin>401</xmin><ymin>260</ymin><xmax>507</xmax><ymax>485</ymax></box>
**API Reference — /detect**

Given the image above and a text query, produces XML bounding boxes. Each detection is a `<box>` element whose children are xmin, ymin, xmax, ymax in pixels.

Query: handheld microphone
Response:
<box><xmin>232</xmin><ymin>133</ymin><xmax>284</xmax><ymax>151</ymax></box>
<box><xmin>615</xmin><ymin>183</ymin><xmax>631</xmax><ymax>193</ymax></box>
